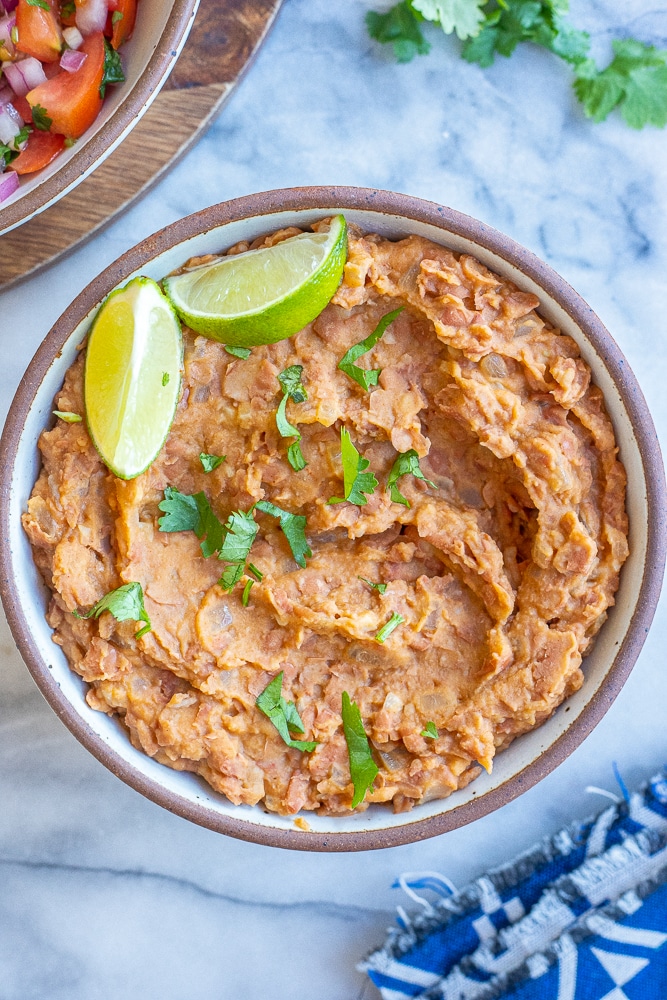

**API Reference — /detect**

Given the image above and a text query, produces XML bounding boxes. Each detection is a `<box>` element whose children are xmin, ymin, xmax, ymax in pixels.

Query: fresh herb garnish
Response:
<box><xmin>225</xmin><ymin>345</ymin><xmax>252</xmax><ymax>359</ymax></box>
<box><xmin>158</xmin><ymin>486</ymin><xmax>224</xmax><ymax>558</ymax></box>
<box><xmin>53</xmin><ymin>410</ymin><xmax>82</xmax><ymax>423</ymax></box>
<box><xmin>341</xmin><ymin>691</ymin><xmax>379</xmax><ymax>808</ymax></box>
<box><xmin>31</xmin><ymin>104</ymin><xmax>52</xmax><ymax>132</ymax></box>
<box><xmin>241</xmin><ymin>578</ymin><xmax>254</xmax><ymax>606</ymax></box>
<box><xmin>358</xmin><ymin>576</ymin><xmax>388</xmax><ymax>594</ymax></box>
<box><xmin>64</xmin><ymin>137</ymin><xmax>76</xmax><ymax>148</ymax></box>
<box><xmin>218</xmin><ymin>562</ymin><xmax>245</xmax><ymax>592</ymax></box>
<box><xmin>421</xmin><ymin>721</ymin><xmax>438</xmax><ymax>739</ymax></box>
<box><xmin>0</xmin><ymin>144</ymin><xmax>11</xmax><ymax>168</ymax></box>
<box><xmin>61</xmin><ymin>0</ymin><xmax>75</xmax><ymax>15</ymax></box>
<box><xmin>328</xmin><ymin>427</ymin><xmax>378</xmax><ymax>506</ymax></box>
<box><xmin>367</xmin><ymin>0</ymin><xmax>667</xmax><ymax>129</ymax></box>
<box><xmin>161</xmin><ymin>372</ymin><xmax>170</xmax><ymax>386</ymax></box>
<box><xmin>26</xmin><ymin>0</ymin><xmax>50</xmax><ymax>9</ymax></box>
<box><xmin>375</xmin><ymin>611</ymin><xmax>405</xmax><ymax>643</ymax></box>
<box><xmin>256</xmin><ymin>672</ymin><xmax>318</xmax><ymax>752</ymax></box>
<box><xmin>199</xmin><ymin>452</ymin><xmax>226</xmax><ymax>473</ymax></box>
<box><xmin>247</xmin><ymin>563</ymin><xmax>263</xmax><ymax>582</ymax></box>
<box><xmin>337</xmin><ymin>308</ymin><xmax>403</xmax><ymax>391</ymax></box>
<box><xmin>112</xmin><ymin>9</ymin><xmax>124</xmax><ymax>23</ymax></box>
<box><xmin>254</xmin><ymin>500</ymin><xmax>311</xmax><ymax>568</ymax></box>
<box><xmin>387</xmin><ymin>449</ymin><xmax>437</xmax><ymax>507</ymax></box>
<box><xmin>276</xmin><ymin>365</ymin><xmax>307</xmax><ymax>472</ymax></box>
<box><xmin>219</xmin><ymin>509</ymin><xmax>259</xmax><ymax>563</ymax></box>
<box><xmin>100</xmin><ymin>39</ymin><xmax>125</xmax><ymax>99</ymax></box>
<box><xmin>73</xmin><ymin>582</ymin><xmax>151</xmax><ymax>639</ymax></box>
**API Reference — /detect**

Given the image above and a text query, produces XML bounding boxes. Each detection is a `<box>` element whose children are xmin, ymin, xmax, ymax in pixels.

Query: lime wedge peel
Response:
<box><xmin>84</xmin><ymin>276</ymin><xmax>183</xmax><ymax>481</ymax></box>
<box><xmin>163</xmin><ymin>215</ymin><xmax>348</xmax><ymax>347</ymax></box>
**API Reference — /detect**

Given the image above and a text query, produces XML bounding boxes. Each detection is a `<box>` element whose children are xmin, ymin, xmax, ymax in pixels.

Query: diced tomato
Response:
<box><xmin>12</xmin><ymin>95</ymin><xmax>33</xmax><ymax>123</ymax></box>
<box><xmin>8</xmin><ymin>130</ymin><xmax>65</xmax><ymax>174</ymax></box>
<box><xmin>15</xmin><ymin>0</ymin><xmax>63</xmax><ymax>63</ymax></box>
<box><xmin>110</xmin><ymin>0</ymin><xmax>136</xmax><ymax>50</ymax></box>
<box><xmin>26</xmin><ymin>31</ymin><xmax>104</xmax><ymax>139</ymax></box>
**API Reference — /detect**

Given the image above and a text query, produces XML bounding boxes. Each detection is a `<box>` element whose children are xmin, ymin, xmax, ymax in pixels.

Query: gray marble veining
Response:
<box><xmin>2</xmin><ymin>1</ymin><xmax>667</xmax><ymax>996</ymax></box>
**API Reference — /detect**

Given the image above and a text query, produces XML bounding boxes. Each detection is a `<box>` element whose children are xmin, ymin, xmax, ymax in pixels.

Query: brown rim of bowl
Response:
<box><xmin>1</xmin><ymin>186</ymin><xmax>665</xmax><ymax>852</ymax></box>
<box><xmin>0</xmin><ymin>0</ymin><xmax>199</xmax><ymax>236</ymax></box>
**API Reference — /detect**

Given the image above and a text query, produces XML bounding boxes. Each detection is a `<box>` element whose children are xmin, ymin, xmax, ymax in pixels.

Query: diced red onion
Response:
<box><xmin>0</xmin><ymin>169</ymin><xmax>19</xmax><ymax>203</ymax></box>
<box><xmin>0</xmin><ymin>83</ymin><xmax>13</xmax><ymax>107</ymax></box>
<box><xmin>0</xmin><ymin>102</ymin><xmax>22</xmax><ymax>144</ymax></box>
<box><xmin>0</xmin><ymin>13</ymin><xmax>16</xmax><ymax>58</ymax></box>
<box><xmin>62</xmin><ymin>25</ymin><xmax>84</xmax><ymax>50</ymax></box>
<box><xmin>2</xmin><ymin>0</ymin><xmax>18</xmax><ymax>12</ymax></box>
<box><xmin>2</xmin><ymin>61</ymin><xmax>27</xmax><ymax>97</ymax></box>
<box><xmin>75</xmin><ymin>0</ymin><xmax>108</xmax><ymax>36</ymax></box>
<box><xmin>60</xmin><ymin>48</ymin><xmax>87</xmax><ymax>73</ymax></box>
<box><xmin>18</xmin><ymin>56</ymin><xmax>47</xmax><ymax>90</ymax></box>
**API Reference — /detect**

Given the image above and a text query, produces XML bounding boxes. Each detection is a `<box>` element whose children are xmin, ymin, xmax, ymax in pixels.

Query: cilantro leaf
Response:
<box><xmin>387</xmin><ymin>449</ymin><xmax>437</xmax><ymax>507</ymax></box>
<box><xmin>341</xmin><ymin>691</ymin><xmax>379</xmax><ymax>808</ymax></box>
<box><xmin>218</xmin><ymin>562</ymin><xmax>245</xmax><ymax>592</ymax></box>
<box><xmin>61</xmin><ymin>0</ymin><xmax>75</xmax><ymax>15</ymax></box>
<box><xmin>328</xmin><ymin>427</ymin><xmax>378</xmax><ymax>506</ymax></box>
<box><xmin>412</xmin><ymin>0</ymin><xmax>486</xmax><ymax>41</ymax></box>
<box><xmin>74</xmin><ymin>582</ymin><xmax>151</xmax><ymax>639</ymax></box>
<box><xmin>241</xmin><ymin>578</ymin><xmax>254</xmax><ymax>606</ymax></box>
<box><xmin>256</xmin><ymin>672</ymin><xmax>317</xmax><ymax>752</ymax></box>
<box><xmin>338</xmin><ymin>308</ymin><xmax>403</xmax><ymax>391</ymax></box>
<box><xmin>199</xmin><ymin>452</ymin><xmax>226</xmax><ymax>473</ymax></box>
<box><xmin>26</xmin><ymin>0</ymin><xmax>50</xmax><ymax>9</ymax></box>
<box><xmin>276</xmin><ymin>366</ymin><xmax>308</xmax><ymax>472</ymax></box>
<box><xmin>254</xmin><ymin>500</ymin><xmax>312</xmax><ymax>568</ymax></box>
<box><xmin>247</xmin><ymin>563</ymin><xmax>263</xmax><ymax>582</ymax></box>
<box><xmin>358</xmin><ymin>576</ymin><xmax>388</xmax><ymax>595</ymax></box>
<box><xmin>112</xmin><ymin>9</ymin><xmax>124</xmax><ymax>23</ymax></box>
<box><xmin>158</xmin><ymin>486</ymin><xmax>224</xmax><ymax>558</ymax></box>
<box><xmin>225</xmin><ymin>345</ymin><xmax>252</xmax><ymax>359</ymax></box>
<box><xmin>574</xmin><ymin>40</ymin><xmax>667</xmax><ymax>128</ymax></box>
<box><xmin>100</xmin><ymin>39</ymin><xmax>125</xmax><ymax>99</ymax></box>
<box><xmin>219</xmin><ymin>509</ymin><xmax>259</xmax><ymax>564</ymax></box>
<box><xmin>53</xmin><ymin>410</ymin><xmax>82</xmax><ymax>423</ymax></box>
<box><xmin>462</xmin><ymin>1</ymin><xmax>590</xmax><ymax>69</ymax></box>
<box><xmin>375</xmin><ymin>611</ymin><xmax>405</xmax><ymax>643</ymax></box>
<box><xmin>366</xmin><ymin>1</ymin><xmax>431</xmax><ymax>63</ymax></box>
<box><xmin>31</xmin><ymin>104</ymin><xmax>52</xmax><ymax>132</ymax></box>
<box><xmin>421</xmin><ymin>720</ymin><xmax>439</xmax><ymax>739</ymax></box>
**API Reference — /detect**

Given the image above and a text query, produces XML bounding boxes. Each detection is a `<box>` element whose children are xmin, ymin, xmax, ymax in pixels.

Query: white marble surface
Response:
<box><xmin>2</xmin><ymin>1</ymin><xmax>667</xmax><ymax>996</ymax></box>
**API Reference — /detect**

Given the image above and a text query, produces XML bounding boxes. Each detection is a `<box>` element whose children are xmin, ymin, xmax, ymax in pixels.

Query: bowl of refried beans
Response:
<box><xmin>1</xmin><ymin>186</ymin><xmax>664</xmax><ymax>851</ymax></box>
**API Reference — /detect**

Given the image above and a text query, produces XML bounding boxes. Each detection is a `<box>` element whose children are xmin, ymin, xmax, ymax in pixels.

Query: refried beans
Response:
<box><xmin>23</xmin><ymin>220</ymin><xmax>629</xmax><ymax>815</ymax></box>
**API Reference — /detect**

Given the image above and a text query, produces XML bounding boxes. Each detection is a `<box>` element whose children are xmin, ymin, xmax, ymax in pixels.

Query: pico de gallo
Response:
<box><xmin>0</xmin><ymin>0</ymin><xmax>137</xmax><ymax>204</ymax></box>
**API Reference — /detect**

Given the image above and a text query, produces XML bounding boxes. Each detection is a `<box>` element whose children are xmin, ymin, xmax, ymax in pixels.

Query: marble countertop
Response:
<box><xmin>2</xmin><ymin>1</ymin><xmax>667</xmax><ymax>996</ymax></box>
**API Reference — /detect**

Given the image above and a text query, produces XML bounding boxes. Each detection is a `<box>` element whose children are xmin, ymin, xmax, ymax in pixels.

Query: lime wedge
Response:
<box><xmin>84</xmin><ymin>276</ymin><xmax>183</xmax><ymax>480</ymax></box>
<box><xmin>163</xmin><ymin>215</ymin><xmax>348</xmax><ymax>346</ymax></box>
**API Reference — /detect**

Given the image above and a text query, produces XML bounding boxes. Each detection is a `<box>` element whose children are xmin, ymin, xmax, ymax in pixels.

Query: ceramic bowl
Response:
<box><xmin>0</xmin><ymin>0</ymin><xmax>199</xmax><ymax>236</ymax></box>
<box><xmin>1</xmin><ymin>187</ymin><xmax>665</xmax><ymax>851</ymax></box>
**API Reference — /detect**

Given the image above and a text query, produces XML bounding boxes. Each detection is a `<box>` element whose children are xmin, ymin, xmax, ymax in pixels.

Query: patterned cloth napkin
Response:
<box><xmin>360</xmin><ymin>771</ymin><xmax>667</xmax><ymax>1000</ymax></box>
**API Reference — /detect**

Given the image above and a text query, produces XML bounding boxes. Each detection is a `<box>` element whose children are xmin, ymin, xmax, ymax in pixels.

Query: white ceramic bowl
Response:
<box><xmin>1</xmin><ymin>187</ymin><xmax>664</xmax><ymax>851</ymax></box>
<box><xmin>0</xmin><ymin>0</ymin><xmax>199</xmax><ymax>235</ymax></box>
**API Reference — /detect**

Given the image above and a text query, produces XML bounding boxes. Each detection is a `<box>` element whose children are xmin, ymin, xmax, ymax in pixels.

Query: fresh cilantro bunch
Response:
<box><xmin>366</xmin><ymin>0</ymin><xmax>667</xmax><ymax>129</ymax></box>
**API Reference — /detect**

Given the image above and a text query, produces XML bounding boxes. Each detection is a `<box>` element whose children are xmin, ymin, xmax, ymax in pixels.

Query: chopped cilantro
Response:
<box><xmin>26</xmin><ymin>0</ymin><xmax>50</xmax><ymax>9</ymax></box>
<box><xmin>100</xmin><ymin>39</ymin><xmax>125</xmax><ymax>99</ymax></box>
<box><xmin>219</xmin><ymin>509</ymin><xmax>258</xmax><ymax>564</ymax></box>
<box><xmin>337</xmin><ymin>308</ymin><xmax>403</xmax><ymax>391</ymax></box>
<box><xmin>31</xmin><ymin>105</ymin><xmax>52</xmax><ymax>132</ymax></box>
<box><xmin>14</xmin><ymin>125</ymin><xmax>31</xmax><ymax>149</ymax></box>
<box><xmin>247</xmin><ymin>563</ymin><xmax>263</xmax><ymax>582</ymax></box>
<box><xmin>158</xmin><ymin>486</ymin><xmax>224</xmax><ymax>558</ymax></box>
<box><xmin>73</xmin><ymin>582</ymin><xmax>151</xmax><ymax>639</ymax></box>
<box><xmin>413</xmin><ymin>0</ymin><xmax>486</xmax><ymax>41</ymax></box>
<box><xmin>218</xmin><ymin>562</ymin><xmax>245</xmax><ymax>592</ymax></box>
<box><xmin>421</xmin><ymin>720</ymin><xmax>438</xmax><ymax>739</ymax></box>
<box><xmin>161</xmin><ymin>372</ymin><xmax>170</xmax><ymax>386</ymax></box>
<box><xmin>254</xmin><ymin>500</ymin><xmax>312</xmax><ymax>568</ymax></box>
<box><xmin>574</xmin><ymin>40</ymin><xmax>667</xmax><ymax>128</ymax></box>
<box><xmin>276</xmin><ymin>365</ymin><xmax>308</xmax><ymax>472</ymax></box>
<box><xmin>387</xmin><ymin>449</ymin><xmax>437</xmax><ymax>507</ymax></box>
<box><xmin>199</xmin><ymin>452</ymin><xmax>226</xmax><ymax>473</ymax></box>
<box><xmin>328</xmin><ymin>427</ymin><xmax>378</xmax><ymax>506</ymax></box>
<box><xmin>225</xmin><ymin>345</ymin><xmax>252</xmax><ymax>359</ymax></box>
<box><xmin>256</xmin><ymin>672</ymin><xmax>318</xmax><ymax>752</ymax></box>
<box><xmin>53</xmin><ymin>410</ymin><xmax>82</xmax><ymax>423</ymax></box>
<box><xmin>0</xmin><ymin>144</ymin><xmax>11</xmax><ymax>169</ymax></box>
<box><xmin>241</xmin><ymin>578</ymin><xmax>254</xmax><ymax>606</ymax></box>
<box><xmin>462</xmin><ymin>0</ymin><xmax>590</xmax><ymax>69</ymax></box>
<box><xmin>341</xmin><ymin>691</ymin><xmax>379</xmax><ymax>808</ymax></box>
<box><xmin>366</xmin><ymin>1</ymin><xmax>430</xmax><ymax>63</ymax></box>
<box><xmin>358</xmin><ymin>576</ymin><xmax>388</xmax><ymax>595</ymax></box>
<box><xmin>61</xmin><ymin>0</ymin><xmax>75</xmax><ymax>15</ymax></box>
<box><xmin>112</xmin><ymin>9</ymin><xmax>124</xmax><ymax>23</ymax></box>
<box><xmin>64</xmin><ymin>137</ymin><xmax>76</xmax><ymax>148</ymax></box>
<box><xmin>375</xmin><ymin>611</ymin><xmax>405</xmax><ymax>643</ymax></box>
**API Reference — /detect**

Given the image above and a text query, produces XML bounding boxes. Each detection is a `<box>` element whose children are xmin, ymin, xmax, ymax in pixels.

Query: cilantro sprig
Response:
<box><xmin>200</xmin><ymin>452</ymin><xmax>226</xmax><ymax>472</ymax></box>
<box><xmin>387</xmin><ymin>449</ymin><xmax>437</xmax><ymax>507</ymax></box>
<box><xmin>421</xmin><ymin>721</ymin><xmax>438</xmax><ymax>739</ymax></box>
<box><xmin>367</xmin><ymin>0</ymin><xmax>667</xmax><ymax>129</ymax></box>
<box><xmin>100</xmin><ymin>39</ymin><xmax>125</xmax><ymax>99</ymax></box>
<box><xmin>31</xmin><ymin>105</ymin><xmax>52</xmax><ymax>132</ymax></box>
<box><xmin>338</xmin><ymin>308</ymin><xmax>403</xmax><ymax>391</ymax></box>
<box><xmin>328</xmin><ymin>427</ymin><xmax>378</xmax><ymax>506</ymax></box>
<box><xmin>276</xmin><ymin>365</ymin><xmax>308</xmax><ymax>471</ymax></box>
<box><xmin>256</xmin><ymin>672</ymin><xmax>318</xmax><ymax>752</ymax></box>
<box><xmin>158</xmin><ymin>486</ymin><xmax>224</xmax><ymax>558</ymax></box>
<box><xmin>255</xmin><ymin>500</ymin><xmax>312</xmax><ymax>568</ymax></box>
<box><xmin>358</xmin><ymin>576</ymin><xmax>388</xmax><ymax>595</ymax></box>
<box><xmin>341</xmin><ymin>692</ymin><xmax>379</xmax><ymax>808</ymax></box>
<box><xmin>73</xmin><ymin>582</ymin><xmax>151</xmax><ymax>639</ymax></box>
